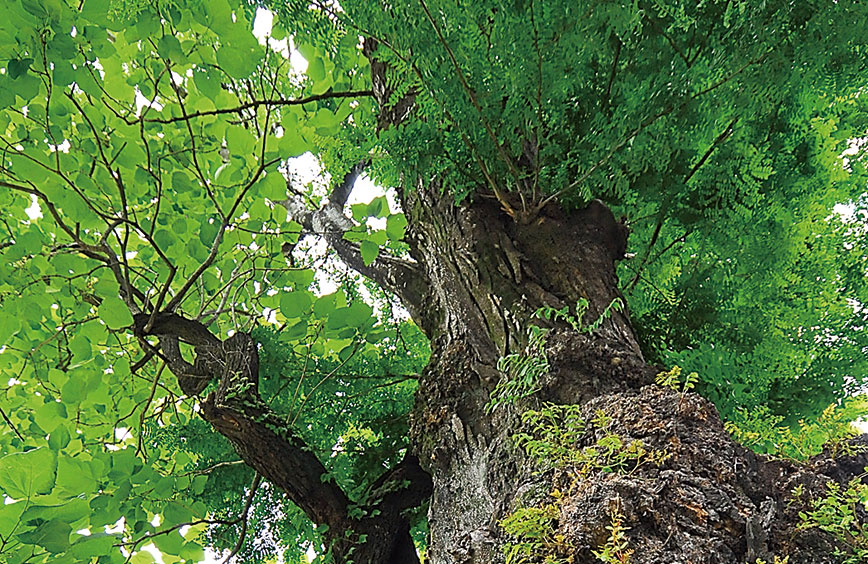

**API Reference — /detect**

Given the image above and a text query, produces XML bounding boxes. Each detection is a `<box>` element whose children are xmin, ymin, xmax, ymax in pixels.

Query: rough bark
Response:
<box><xmin>387</xmin><ymin>183</ymin><xmax>867</xmax><ymax>563</ymax></box>
<box><xmin>134</xmin><ymin>43</ymin><xmax>867</xmax><ymax>557</ymax></box>
<box><xmin>357</xmin><ymin>43</ymin><xmax>868</xmax><ymax>556</ymax></box>
<box><xmin>136</xmin><ymin>180</ymin><xmax>868</xmax><ymax>563</ymax></box>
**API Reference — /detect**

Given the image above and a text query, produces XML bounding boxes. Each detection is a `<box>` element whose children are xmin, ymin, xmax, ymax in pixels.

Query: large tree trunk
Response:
<box><xmin>135</xmin><ymin>181</ymin><xmax>867</xmax><ymax>562</ymax></box>
<box><xmin>398</xmin><ymin>185</ymin><xmax>867</xmax><ymax>564</ymax></box>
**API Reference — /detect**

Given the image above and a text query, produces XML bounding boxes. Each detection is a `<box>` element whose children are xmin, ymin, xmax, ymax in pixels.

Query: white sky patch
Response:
<box><xmin>25</xmin><ymin>195</ymin><xmax>42</xmax><ymax>220</ymax></box>
<box><xmin>135</xmin><ymin>88</ymin><xmax>163</xmax><ymax>116</ymax></box>
<box><xmin>290</xmin><ymin>47</ymin><xmax>309</xmax><ymax>72</ymax></box>
<box><xmin>252</xmin><ymin>8</ymin><xmax>273</xmax><ymax>40</ymax></box>
<box><xmin>141</xmin><ymin>543</ymin><xmax>165</xmax><ymax>564</ymax></box>
<box><xmin>833</xmin><ymin>202</ymin><xmax>856</xmax><ymax>221</ymax></box>
<box><xmin>253</xmin><ymin>8</ymin><xmax>292</xmax><ymax>59</ymax></box>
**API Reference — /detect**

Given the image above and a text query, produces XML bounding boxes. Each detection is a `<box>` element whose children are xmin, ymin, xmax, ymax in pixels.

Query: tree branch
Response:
<box><xmin>134</xmin><ymin>312</ymin><xmax>353</xmax><ymax>527</ymax></box>
<box><xmin>601</xmin><ymin>37</ymin><xmax>622</xmax><ymax>115</ymax></box>
<box><xmin>142</xmin><ymin>90</ymin><xmax>373</xmax><ymax>125</ymax></box>
<box><xmin>280</xmin><ymin>166</ymin><xmax>430</xmax><ymax>319</ymax></box>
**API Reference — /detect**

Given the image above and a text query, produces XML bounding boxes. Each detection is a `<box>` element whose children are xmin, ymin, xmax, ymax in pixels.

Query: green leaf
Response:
<box><xmin>98</xmin><ymin>296</ymin><xmax>133</xmax><ymax>330</ymax></box>
<box><xmin>313</xmin><ymin>293</ymin><xmax>338</xmax><ymax>317</ymax></box>
<box><xmin>193</xmin><ymin>68</ymin><xmax>220</xmax><ymax>99</ymax></box>
<box><xmin>48</xmin><ymin>425</ymin><xmax>71</xmax><ymax>451</ymax></box>
<box><xmin>366</xmin><ymin>196</ymin><xmax>388</xmax><ymax>218</ymax></box>
<box><xmin>278</xmin><ymin>129</ymin><xmax>310</xmax><ymax>157</ymax></box>
<box><xmin>22</xmin><ymin>498</ymin><xmax>90</xmax><ymax>525</ymax></box>
<box><xmin>345</xmin><ymin>301</ymin><xmax>374</xmax><ymax>328</ymax></box>
<box><xmin>7</xmin><ymin>58</ymin><xmax>33</xmax><ymax>79</ymax></box>
<box><xmin>34</xmin><ymin>401</ymin><xmax>67</xmax><ymax>434</ymax></box>
<box><xmin>163</xmin><ymin>501</ymin><xmax>194</xmax><ymax>526</ymax></box>
<box><xmin>360</xmin><ymin>240</ymin><xmax>379</xmax><ymax>266</ymax></box>
<box><xmin>0</xmin><ymin>500</ymin><xmax>26</xmax><ymax>540</ymax></box>
<box><xmin>386</xmin><ymin>213</ymin><xmax>408</xmax><ymax>240</ymax></box>
<box><xmin>179</xmin><ymin>541</ymin><xmax>205</xmax><ymax>561</ymax></box>
<box><xmin>55</xmin><ymin>457</ymin><xmax>100</xmax><ymax>497</ymax></box>
<box><xmin>0</xmin><ymin>448</ymin><xmax>58</xmax><ymax>498</ymax></box>
<box><xmin>70</xmin><ymin>533</ymin><xmax>117</xmax><ymax>559</ymax></box>
<box><xmin>130</xmin><ymin>550</ymin><xmax>156</xmax><ymax>564</ymax></box>
<box><xmin>157</xmin><ymin>35</ymin><xmax>182</xmax><ymax>60</ymax></box>
<box><xmin>216</xmin><ymin>45</ymin><xmax>252</xmax><ymax>79</ymax></box>
<box><xmin>306</xmin><ymin>57</ymin><xmax>326</xmax><ymax>82</ymax></box>
<box><xmin>226</xmin><ymin>125</ymin><xmax>257</xmax><ymax>155</ymax></box>
<box><xmin>257</xmin><ymin>172</ymin><xmax>287</xmax><ymax>200</ymax></box>
<box><xmin>17</xmin><ymin>519</ymin><xmax>72</xmax><ymax>553</ymax></box>
<box><xmin>280</xmin><ymin>290</ymin><xmax>313</xmax><ymax>318</ymax></box>
<box><xmin>284</xmin><ymin>319</ymin><xmax>308</xmax><ymax>341</ymax></box>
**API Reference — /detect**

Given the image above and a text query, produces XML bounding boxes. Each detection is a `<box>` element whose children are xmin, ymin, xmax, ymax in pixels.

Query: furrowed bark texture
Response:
<box><xmin>393</xmin><ymin>185</ymin><xmax>867</xmax><ymax>564</ymax></box>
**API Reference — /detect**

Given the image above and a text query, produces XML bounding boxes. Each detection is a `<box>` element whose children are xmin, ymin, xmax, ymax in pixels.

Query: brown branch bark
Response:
<box><xmin>142</xmin><ymin>90</ymin><xmax>373</xmax><ymax>124</ymax></box>
<box><xmin>133</xmin><ymin>311</ymin><xmax>430</xmax><ymax>562</ymax></box>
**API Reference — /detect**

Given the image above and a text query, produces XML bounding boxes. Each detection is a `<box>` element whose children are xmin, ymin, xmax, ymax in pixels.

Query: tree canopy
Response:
<box><xmin>0</xmin><ymin>0</ymin><xmax>866</xmax><ymax>562</ymax></box>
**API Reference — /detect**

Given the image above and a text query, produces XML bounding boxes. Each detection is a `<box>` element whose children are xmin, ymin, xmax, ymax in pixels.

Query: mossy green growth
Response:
<box><xmin>591</xmin><ymin>507</ymin><xmax>633</xmax><ymax>564</ymax></box>
<box><xmin>501</xmin><ymin>405</ymin><xmax>669</xmax><ymax>563</ymax></box>
<box><xmin>500</xmin><ymin>498</ymin><xmax>572</xmax><ymax>564</ymax></box>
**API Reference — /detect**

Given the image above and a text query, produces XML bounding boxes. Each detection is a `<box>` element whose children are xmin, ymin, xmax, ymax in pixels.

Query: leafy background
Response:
<box><xmin>0</xmin><ymin>0</ymin><xmax>866</xmax><ymax>562</ymax></box>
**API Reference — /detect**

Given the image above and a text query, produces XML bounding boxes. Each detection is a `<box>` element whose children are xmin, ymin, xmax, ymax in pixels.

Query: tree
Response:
<box><xmin>1</xmin><ymin>0</ymin><xmax>867</xmax><ymax>562</ymax></box>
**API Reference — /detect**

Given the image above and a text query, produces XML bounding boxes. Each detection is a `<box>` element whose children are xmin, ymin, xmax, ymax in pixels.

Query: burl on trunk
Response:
<box><xmin>401</xmin><ymin>188</ymin><xmax>866</xmax><ymax>564</ymax></box>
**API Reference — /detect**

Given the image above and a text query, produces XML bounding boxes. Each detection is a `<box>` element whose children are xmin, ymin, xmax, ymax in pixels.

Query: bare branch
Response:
<box><xmin>329</xmin><ymin>160</ymin><xmax>368</xmax><ymax>209</ymax></box>
<box><xmin>142</xmin><ymin>90</ymin><xmax>373</xmax><ymax>125</ymax></box>
<box><xmin>135</xmin><ymin>313</ymin><xmax>353</xmax><ymax>527</ymax></box>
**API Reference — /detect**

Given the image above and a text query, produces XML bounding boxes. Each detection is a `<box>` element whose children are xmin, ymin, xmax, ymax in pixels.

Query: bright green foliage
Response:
<box><xmin>500</xmin><ymin>501</ymin><xmax>569</xmax><ymax>564</ymax></box>
<box><xmin>655</xmin><ymin>365</ymin><xmax>699</xmax><ymax>395</ymax></box>
<box><xmin>591</xmin><ymin>508</ymin><xmax>634</xmax><ymax>564</ymax></box>
<box><xmin>488</xmin><ymin>325</ymin><xmax>549</xmax><ymax>413</ymax></box>
<box><xmin>725</xmin><ymin>401</ymin><xmax>868</xmax><ymax>461</ymax></box>
<box><xmin>489</xmin><ymin>298</ymin><xmax>627</xmax><ymax>412</ymax></box>
<box><xmin>513</xmin><ymin>405</ymin><xmax>668</xmax><ymax>475</ymax></box>
<box><xmin>0</xmin><ymin>0</ymin><xmax>415</xmax><ymax>561</ymax></box>
<box><xmin>0</xmin><ymin>0</ymin><xmax>866</xmax><ymax>562</ymax></box>
<box><xmin>797</xmin><ymin>478</ymin><xmax>868</xmax><ymax>564</ymax></box>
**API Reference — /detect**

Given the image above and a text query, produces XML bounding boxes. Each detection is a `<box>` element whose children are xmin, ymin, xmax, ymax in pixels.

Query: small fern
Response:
<box><xmin>487</xmin><ymin>325</ymin><xmax>549</xmax><ymax>413</ymax></box>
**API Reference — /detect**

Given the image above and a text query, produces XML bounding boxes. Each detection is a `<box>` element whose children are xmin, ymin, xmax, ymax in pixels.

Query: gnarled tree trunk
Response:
<box><xmin>131</xmin><ymin>45</ymin><xmax>867</xmax><ymax>561</ymax></box>
<box><xmin>393</xmin><ymin>185</ymin><xmax>866</xmax><ymax>563</ymax></box>
<box><xmin>136</xmin><ymin>185</ymin><xmax>866</xmax><ymax>563</ymax></box>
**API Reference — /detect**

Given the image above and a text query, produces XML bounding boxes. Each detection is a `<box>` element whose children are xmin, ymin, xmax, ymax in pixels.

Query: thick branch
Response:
<box><xmin>281</xmin><ymin>166</ymin><xmax>430</xmax><ymax>320</ymax></box>
<box><xmin>366</xmin><ymin>453</ymin><xmax>433</xmax><ymax>514</ymax></box>
<box><xmin>134</xmin><ymin>312</ymin><xmax>352</xmax><ymax>526</ymax></box>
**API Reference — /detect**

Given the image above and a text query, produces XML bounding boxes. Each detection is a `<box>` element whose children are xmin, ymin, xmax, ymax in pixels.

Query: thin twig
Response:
<box><xmin>220</xmin><ymin>473</ymin><xmax>263</xmax><ymax>564</ymax></box>
<box><xmin>0</xmin><ymin>406</ymin><xmax>25</xmax><ymax>442</ymax></box>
